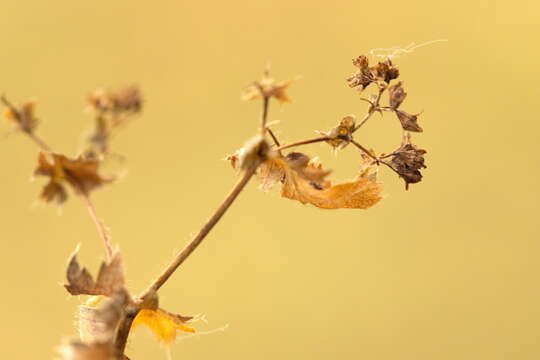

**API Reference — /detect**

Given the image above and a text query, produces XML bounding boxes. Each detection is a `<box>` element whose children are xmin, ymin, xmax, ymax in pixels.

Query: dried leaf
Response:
<box><xmin>34</xmin><ymin>152</ymin><xmax>111</xmax><ymax>202</ymax></box>
<box><xmin>258</xmin><ymin>153</ymin><xmax>382</xmax><ymax>209</ymax></box>
<box><xmin>242</xmin><ymin>70</ymin><xmax>293</xmax><ymax>103</ymax></box>
<box><xmin>132</xmin><ymin>308</ymin><xmax>195</xmax><ymax>344</ymax></box>
<box><xmin>395</xmin><ymin>110</ymin><xmax>423</xmax><ymax>132</ymax></box>
<box><xmin>65</xmin><ymin>248</ymin><xmax>124</xmax><ymax>296</ymax></box>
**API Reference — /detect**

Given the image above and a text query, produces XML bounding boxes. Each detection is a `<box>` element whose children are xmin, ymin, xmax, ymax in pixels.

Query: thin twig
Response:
<box><xmin>77</xmin><ymin>190</ymin><xmax>114</xmax><ymax>260</ymax></box>
<box><xmin>139</xmin><ymin>162</ymin><xmax>260</xmax><ymax>299</ymax></box>
<box><xmin>353</xmin><ymin>86</ymin><xmax>385</xmax><ymax>132</ymax></box>
<box><xmin>277</xmin><ymin>136</ymin><xmax>330</xmax><ymax>152</ymax></box>
<box><xmin>350</xmin><ymin>139</ymin><xmax>379</xmax><ymax>164</ymax></box>
<box><xmin>26</xmin><ymin>132</ymin><xmax>52</xmax><ymax>151</ymax></box>
<box><xmin>260</xmin><ymin>96</ymin><xmax>269</xmax><ymax>136</ymax></box>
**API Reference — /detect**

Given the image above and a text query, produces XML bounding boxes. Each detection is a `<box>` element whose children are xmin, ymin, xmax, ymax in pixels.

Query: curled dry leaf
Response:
<box><xmin>395</xmin><ymin>110</ymin><xmax>423</xmax><ymax>132</ymax></box>
<box><xmin>1</xmin><ymin>98</ymin><xmax>39</xmax><ymax>133</ymax></box>
<box><xmin>132</xmin><ymin>308</ymin><xmax>196</xmax><ymax>344</ymax></box>
<box><xmin>64</xmin><ymin>248</ymin><xmax>124</xmax><ymax>296</ymax></box>
<box><xmin>34</xmin><ymin>152</ymin><xmax>111</xmax><ymax>203</ymax></box>
<box><xmin>242</xmin><ymin>70</ymin><xmax>293</xmax><ymax>103</ymax></box>
<box><xmin>317</xmin><ymin>115</ymin><xmax>356</xmax><ymax>150</ymax></box>
<box><xmin>257</xmin><ymin>152</ymin><xmax>382</xmax><ymax>209</ymax></box>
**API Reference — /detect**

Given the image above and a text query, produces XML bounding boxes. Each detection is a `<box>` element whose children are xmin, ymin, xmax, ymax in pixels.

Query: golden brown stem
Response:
<box><xmin>77</xmin><ymin>190</ymin><xmax>114</xmax><ymax>260</ymax></box>
<box><xmin>26</xmin><ymin>132</ymin><xmax>52</xmax><ymax>151</ymax></box>
<box><xmin>139</xmin><ymin>162</ymin><xmax>260</xmax><ymax>298</ymax></box>
<box><xmin>277</xmin><ymin>136</ymin><xmax>330</xmax><ymax>152</ymax></box>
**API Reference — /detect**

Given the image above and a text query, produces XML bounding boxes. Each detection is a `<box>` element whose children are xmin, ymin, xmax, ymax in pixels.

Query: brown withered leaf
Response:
<box><xmin>388</xmin><ymin>81</ymin><xmax>407</xmax><ymax>109</ymax></box>
<box><xmin>1</xmin><ymin>97</ymin><xmax>39</xmax><ymax>133</ymax></box>
<box><xmin>317</xmin><ymin>115</ymin><xmax>356</xmax><ymax>150</ymax></box>
<box><xmin>65</xmin><ymin>247</ymin><xmax>124</xmax><ymax>296</ymax></box>
<box><xmin>389</xmin><ymin>136</ymin><xmax>427</xmax><ymax>189</ymax></box>
<box><xmin>257</xmin><ymin>152</ymin><xmax>382</xmax><ymax>209</ymax></box>
<box><xmin>34</xmin><ymin>152</ymin><xmax>111</xmax><ymax>202</ymax></box>
<box><xmin>395</xmin><ymin>110</ymin><xmax>423</xmax><ymax>132</ymax></box>
<box><xmin>242</xmin><ymin>70</ymin><xmax>293</xmax><ymax>103</ymax></box>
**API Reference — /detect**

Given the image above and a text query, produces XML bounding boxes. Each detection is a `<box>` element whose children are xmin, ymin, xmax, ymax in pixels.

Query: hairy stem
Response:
<box><xmin>140</xmin><ymin>162</ymin><xmax>260</xmax><ymax>299</ymax></box>
<box><xmin>77</xmin><ymin>190</ymin><xmax>114</xmax><ymax>260</ymax></box>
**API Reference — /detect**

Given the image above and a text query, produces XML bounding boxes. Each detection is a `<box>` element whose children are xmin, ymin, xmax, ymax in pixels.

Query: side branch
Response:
<box><xmin>140</xmin><ymin>162</ymin><xmax>260</xmax><ymax>298</ymax></box>
<box><xmin>77</xmin><ymin>190</ymin><xmax>114</xmax><ymax>260</ymax></box>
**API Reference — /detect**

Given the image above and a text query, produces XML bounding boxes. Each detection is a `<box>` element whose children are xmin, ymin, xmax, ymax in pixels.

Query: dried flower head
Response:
<box><xmin>34</xmin><ymin>152</ymin><xmax>111</xmax><ymax>203</ymax></box>
<box><xmin>371</xmin><ymin>58</ymin><xmax>400</xmax><ymax>83</ymax></box>
<box><xmin>242</xmin><ymin>69</ymin><xmax>293</xmax><ymax>103</ymax></box>
<box><xmin>317</xmin><ymin>115</ymin><xmax>356</xmax><ymax>150</ymax></box>
<box><xmin>347</xmin><ymin>55</ymin><xmax>375</xmax><ymax>91</ymax></box>
<box><xmin>87</xmin><ymin>86</ymin><xmax>143</xmax><ymax>154</ymax></box>
<box><xmin>389</xmin><ymin>135</ymin><xmax>427</xmax><ymax>189</ymax></box>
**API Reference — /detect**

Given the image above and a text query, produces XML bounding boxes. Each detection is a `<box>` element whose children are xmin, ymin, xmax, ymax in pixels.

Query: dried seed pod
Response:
<box><xmin>395</xmin><ymin>110</ymin><xmax>423</xmax><ymax>132</ymax></box>
<box><xmin>389</xmin><ymin>137</ymin><xmax>427</xmax><ymax>189</ymax></box>
<box><xmin>388</xmin><ymin>81</ymin><xmax>407</xmax><ymax>109</ymax></box>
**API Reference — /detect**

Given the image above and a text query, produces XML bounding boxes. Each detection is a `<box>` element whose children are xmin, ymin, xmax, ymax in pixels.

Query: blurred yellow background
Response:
<box><xmin>1</xmin><ymin>0</ymin><xmax>539</xmax><ymax>359</ymax></box>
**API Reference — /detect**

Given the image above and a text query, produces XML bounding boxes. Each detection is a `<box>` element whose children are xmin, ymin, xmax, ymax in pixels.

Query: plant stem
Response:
<box><xmin>277</xmin><ymin>136</ymin><xmax>330</xmax><ymax>152</ymax></box>
<box><xmin>353</xmin><ymin>86</ymin><xmax>385</xmax><ymax>132</ymax></box>
<box><xmin>139</xmin><ymin>162</ymin><xmax>260</xmax><ymax>299</ymax></box>
<box><xmin>350</xmin><ymin>139</ymin><xmax>379</xmax><ymax>164</ymax></box>
<box><xmin>26</xmin><ymin>132</ymin><xmax>52</xmax><ymax>151</ymax></box>
<box><xmin>77</xmin><ymin>190</ymin><xmax>114</xmax><ymax>260</ymax></box>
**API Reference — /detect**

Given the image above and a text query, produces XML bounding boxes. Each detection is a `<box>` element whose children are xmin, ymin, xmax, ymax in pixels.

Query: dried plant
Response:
<box><xmin>3</xmin><ymin>53</ymin><xmax>428</xmax><ymax>359</ymax></box>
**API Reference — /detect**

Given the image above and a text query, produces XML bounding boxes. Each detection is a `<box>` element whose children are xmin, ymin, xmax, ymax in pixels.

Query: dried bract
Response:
<box><xmin>79</xmin><ymin>291</ymin><xmax>129</xmax><ymax>344</ymax></box>
<box><xmin>34</xmin><ymin>152</ymin><xmax>111</xmax><ymax>203</ymax></box>
<box><xmin>132</xmin><ymin>308</ymin><xmax>196</xmax><ymax>344</ymax></box>
<box><xmin>64</xmin><ymin>248</ymin><xmax>124</xmax><ymax>296</ymax></box>
<box><xmin>318</xmin><ymin>115</ymin><xmax>356</xmax><ymax>150</ymax></box>
<box><xmin>242</xmin><ymin>70</ymin><xmax>293</xmax><ymax>103</ymax></box>
<box><xmin>227</xmin><ymin>135</ymin><xmax>271</xmax><ymax>170</ymax></box>
<box><xmin>57</xmin><ymin>340</ymin><xmax>115</xmax><ymax>360</ymax></box>
<box><xmin>389</xmin><ymin>136</ymin><xmax>427</xmax><ymax>189</ymax></box>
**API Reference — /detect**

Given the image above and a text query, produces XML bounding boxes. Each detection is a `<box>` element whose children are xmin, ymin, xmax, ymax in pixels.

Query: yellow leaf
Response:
<box><xmin>258</xmin><ymin>152</ymin><xmax>382</xmax><ymax>209</ymax></box>
<box><xmin>132</xmin><ymin>309</ymin><xmax>195</xmax><ymax>345</ymax></box>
